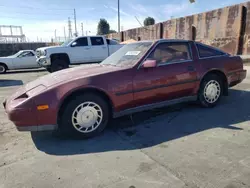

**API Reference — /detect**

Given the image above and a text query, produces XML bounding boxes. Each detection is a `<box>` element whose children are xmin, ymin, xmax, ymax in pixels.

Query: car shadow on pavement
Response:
<box><xmin>0</xmin><ymin>79</ymin><xmax>23</xmax><ymax>87</ymax></box>
<box><xmin>6</xmin><ymin>68</ymin><xmax>46</xmax><ymax>74</ymax></box>
<box><xmin>31</xmin><ymin>88</ymin><xmax>249</xmax><ymax>156</ymax></box>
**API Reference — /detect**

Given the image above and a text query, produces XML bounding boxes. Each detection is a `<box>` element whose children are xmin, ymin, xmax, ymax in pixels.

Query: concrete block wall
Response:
<box><xmin>107</xmin><ymin>1</ymin><xmax>249</xmax><ymax>55</ymax></box>
<box><xmin>0</xmin><ymin>43</ymin><xmax>50</xmax><ymax>57</ymax></box>
<box><xmin>123</xmin><ymin>23</ymin><xmax>162</xmax><ymax>41</ymax></box>
<box><xmin>241</xmin><ymin>1</ymin><xmax>250</xmax><ymax>55</ymax></box>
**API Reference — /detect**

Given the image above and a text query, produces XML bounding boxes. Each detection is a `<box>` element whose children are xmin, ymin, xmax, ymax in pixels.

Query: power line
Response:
<box><xmin>0</xmin><ymin>15</ymin><xmax>69</xmax><ymax>20</ymax></box>
<box><xmin>0</xmin><ymin>4</ymin><xmax>72</xmax><ymax>11</ymax></box>
<box><xmin>134</xmin><ymin>16</ymin><xmax>155</xmax><ymax>32</ymax></box>
<box><xmin>0</xmin><ymin>11</ymin><xmax>74</xmax><ymax>16</ymax></box>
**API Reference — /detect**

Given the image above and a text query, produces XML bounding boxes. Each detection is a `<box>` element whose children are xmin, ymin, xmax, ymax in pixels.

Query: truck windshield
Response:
<box><xmin>61</xmin><ymin>39</ymin><xmax>74</xmax><ymax>46</ymax></box>
<box><xmin>101</xmin><ymin>42</ymin><xmax>153</xmax><ymax>67</ymax></box>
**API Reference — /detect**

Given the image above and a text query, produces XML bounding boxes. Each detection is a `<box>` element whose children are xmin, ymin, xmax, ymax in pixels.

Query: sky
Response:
<box><xmin>0</xmin><ymin>0</ymin><xmax>248</xmax><ymax>42</ymax></box>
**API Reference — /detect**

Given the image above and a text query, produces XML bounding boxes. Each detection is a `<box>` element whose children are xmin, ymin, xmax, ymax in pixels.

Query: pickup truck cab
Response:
<box><xmin>36</xmin><ymin>36</ymin><xmax>123</xmax><ymax>72</ymax></box>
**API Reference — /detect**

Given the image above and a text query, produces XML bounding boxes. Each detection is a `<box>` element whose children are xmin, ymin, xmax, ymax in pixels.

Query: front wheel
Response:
<box><xmin>198</xmin><ymin>74</ymin><xmax>223</xmax><ymax>108</ymax></box>
<box><xmin>50</xmin><ymin>59</ymin><xmax>69</xmax><ymax>72</ymax></box>
<box><xmin>58</xmin><ymin>94</ymin><xmax>110</xmax><ymax>138</ymax></box>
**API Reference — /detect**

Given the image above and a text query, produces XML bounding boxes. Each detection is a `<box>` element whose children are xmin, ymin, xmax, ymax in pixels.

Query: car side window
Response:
<box><xmin>196</xmin><ymin>43</ymin><xmax>225</xmax><ymax>58</ymax></box>
<box><xmin>91</xmin><ymin>37</ymin><xmax>104</xmax><ymax>46</ymax></box>
<box><xmin>18</xmin><ymin>52</ymin><xmax>34</xmax><ymax>57</ymax></box>
<box><xmin>74</xmin><ymin>37</ymin><xmax>88</xmax><ymax>47</ymax></box>
<box><xmin>148</xmin><ymin>42</ymin><xmax>191</xmax><ymax>66</ymax></box>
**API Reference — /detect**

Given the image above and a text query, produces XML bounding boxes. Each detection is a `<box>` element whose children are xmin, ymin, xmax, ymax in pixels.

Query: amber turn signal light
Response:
<box><xmin>37</xmin><ymin>105</ymin><xmax>49</xmax><ymax>110</ymax></box>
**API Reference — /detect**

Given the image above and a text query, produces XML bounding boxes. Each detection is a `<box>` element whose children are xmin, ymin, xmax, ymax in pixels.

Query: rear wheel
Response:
<box><xmin>0</xmin><ymin>64</ymin><xmax>7</xmax><ymax>74</ymax></box>
<box><xmin>58</xmin><ymin>94</ymin><xmax>110</xmax><ymax>138</ymax></box>
<box><xmin>198</xmin><ymin>74</ymin><xmax>223</xmax><ymax>108</ymax></box>
<box><xmin>50</xmin><ymin>59</ymin><xmax>69</xmax><ymax>72</ymax></box>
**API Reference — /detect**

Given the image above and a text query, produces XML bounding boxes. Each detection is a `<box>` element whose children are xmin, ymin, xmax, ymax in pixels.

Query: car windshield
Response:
<box><xmin>12</xmin><ymin>51</ymin><xmax>23</xmax><ymax>57</ymax></box>
<box><xmin>101</xmin><ymin>42</ymin><xmax>153</xmax><ymax>67</ymax></box>
<box><xmin>61</xmin><ymin>39</ymin><xmax>74</xmax><ymax>46</ymax></box>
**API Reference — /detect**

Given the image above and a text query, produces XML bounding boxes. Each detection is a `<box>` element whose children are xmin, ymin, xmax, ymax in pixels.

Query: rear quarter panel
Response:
<box><xmin>198</xmin><ymin>55</ymin><xmax>243</xmax><ymax>86</ymax></box>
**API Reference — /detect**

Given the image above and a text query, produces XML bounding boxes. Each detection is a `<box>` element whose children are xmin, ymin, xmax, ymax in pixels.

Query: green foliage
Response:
<box><xmin>109</xmin><ymin>30</ymin><xmax>117</xmax><ymax>34</ymax></box>
<box><xmin>143</xmin><ymin>17</ymin><xmax>155</xmax><ymax>26</ymax></box>
<box><xmin>97</xmin><ymin>19</ymin><xmax>110</xmax><ymax>35</ymax></box>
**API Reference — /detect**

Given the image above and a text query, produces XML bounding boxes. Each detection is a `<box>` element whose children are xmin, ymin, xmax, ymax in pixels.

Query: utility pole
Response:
<box><xmin>86</xmin><ymin>31</ymin><xmax>87</xmax><ymax>36</ymax></box>
<box><xmin>64</xmin><ymin>27</ymin><xmax>66</xmax><ymax>41</ymax></box>
<box><xmin>54</xmin><ymin>29</ymin><xmax>57</xmax><ymax>42</ymax></box>
<box><xmin>74</xmin><ymin>8</ymin><xmax>78</xmax><ymax>37</ymax></box>
<box><xmin>118</xmin><ymin>0</ymin><xmax>120</xmax><ymax>33</ymax></box>
<box><xmin>81</xmin><ymin>23</ymin><xmax>83</xmax><ymax>36</ymax></box>
<box><xmin>68</xmin><ymin>17</ymin><xmax>72</xmax><ymax>38</ymax></box>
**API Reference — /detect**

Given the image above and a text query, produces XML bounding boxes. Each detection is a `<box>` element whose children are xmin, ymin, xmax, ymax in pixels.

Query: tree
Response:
<box><xmin>97</xmin><ymin>19</ymin><xmax>110</xmax><ymax>35</ymax></box>
<box><xmin>143</xmin><ymin>17</ymin><xmax>155</xmax><ymax>26</ymax></box>
<box><xmin>109</xmin><ymin>30</ymin><xmax>117</xmax><ymax>34</ymax></box>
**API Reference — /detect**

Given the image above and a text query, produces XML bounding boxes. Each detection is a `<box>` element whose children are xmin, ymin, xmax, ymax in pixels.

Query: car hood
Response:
<box><xmin>25</xmin><ymin>64</ymin><xmax>123</xmax><ymax>91</ymax></box>
<box><xmin>36</xmin><ymin>46</ymin><xmax>59</xmax><ymax>51</ymax></box>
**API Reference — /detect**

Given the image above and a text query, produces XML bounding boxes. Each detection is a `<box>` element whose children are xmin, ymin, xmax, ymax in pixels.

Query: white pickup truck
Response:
<box><xmin>36</xmin><ymin>36</ymin><xmax>123</xmax><ymax>72</ymax></box>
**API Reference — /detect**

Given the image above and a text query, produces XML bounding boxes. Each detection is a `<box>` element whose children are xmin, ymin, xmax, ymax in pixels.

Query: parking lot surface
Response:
<box><xmin>1</xmin><ymin>67</ymin><xmax>250</xmax><ymax>188</ymax></box>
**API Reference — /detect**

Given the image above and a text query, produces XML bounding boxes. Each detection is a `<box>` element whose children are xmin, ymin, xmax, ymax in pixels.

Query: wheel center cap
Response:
<box><xmin>207</xmin><ymin>85</ymin><xmax>217</xmax><ymax>97</ymax></box>
<box><xmin>81</xmin><ymin>111</ymin><xmax>95</xmax><ymax>125</ymax></box>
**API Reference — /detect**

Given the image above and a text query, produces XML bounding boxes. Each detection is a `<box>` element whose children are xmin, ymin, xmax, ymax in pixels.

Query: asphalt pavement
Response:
<box><xmin>1</xmin><ymin>67</ymin><xmax>250</xmax><ymax>188</ymax></box>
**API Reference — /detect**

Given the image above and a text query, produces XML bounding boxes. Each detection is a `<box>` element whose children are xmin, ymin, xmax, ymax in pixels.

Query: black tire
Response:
<box><xmin>58</xmin><ymin>93</ymin><xmax>110</xmax><ymax>138</ymax></box>
<box><xmin>46</xmin><ymin>67</ymin><xmax>52</xmax><ymax>73</ymax></box>
<box><xmin>50</xmin><ymin>59</ymin><xmax>69</xmax><ymax>72</ymax></box>
<box><xmin>198</xmin><ymin>74</ymin><xmax>223</xmax><ymax>108</ymax></box>
<box><xmin>0</xmin><ymin>64</ymin><xmax>7</xmax><ymax>74</ymax></box>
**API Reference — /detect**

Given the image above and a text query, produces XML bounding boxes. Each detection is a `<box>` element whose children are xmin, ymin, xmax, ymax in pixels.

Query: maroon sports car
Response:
<box><xmin>3</xmin><ymin>39</ymin><xmax>246</xmax><ymax>138</ymax></box>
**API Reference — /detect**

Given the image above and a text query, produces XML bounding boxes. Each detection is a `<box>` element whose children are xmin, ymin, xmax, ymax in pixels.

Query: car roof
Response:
<box><xmin>138</xmin><ymin>39</ymin><xmax>193</xmax><ymax>43</ymax></box>
<box><xmin>19</xmin><ymin>50</ymin><xmax>34</xmax><ymax>52</ymax></box>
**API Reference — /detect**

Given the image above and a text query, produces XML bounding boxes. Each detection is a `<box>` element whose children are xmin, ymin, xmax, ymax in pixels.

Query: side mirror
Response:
<box><xmin>142</xmin><ymin>59</ymin><xmax>157</xmax><ymax>68</ymax></box>
<box><xmin>71</xmin><ymin>42</ymin><xmax>77</xmax><ymax>47</ymax></box>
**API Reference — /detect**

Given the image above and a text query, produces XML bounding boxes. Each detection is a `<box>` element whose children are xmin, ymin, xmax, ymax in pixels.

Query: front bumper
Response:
<box><xmin>37</xmin><ymin>56</ymin><xmax>51</xmax><ymax>67</ymax></box>
<box><xmin>3</xmin><ymin>87</ymin><xmax>58</xmax><ymax>132</ymax></box>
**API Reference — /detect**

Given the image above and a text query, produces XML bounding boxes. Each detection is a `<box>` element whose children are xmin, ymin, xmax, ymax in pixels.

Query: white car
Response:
<box><xmin>0</xmin><ymin>50</ymin><xmax>39</xmax><ymax>74</ymax></box>
<box><xmin>36</xmin><ymin>36</ymin><xmax>123</xmax><ymax>72</ymax></box>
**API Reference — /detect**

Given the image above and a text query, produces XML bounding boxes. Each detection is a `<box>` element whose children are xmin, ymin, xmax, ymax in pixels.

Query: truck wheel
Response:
<box><xmin>58</xmin><ymin>94</ymin><xmax>110</xmax><ymax>138</ymax></box>
<box><xmin>198</xmin><ymin>74</ymin><xmax>223</xmax><ymax>108</ymax></box>
<box><xmin>46</xmin><ymin>67</ymin><xmax>52</xmax><ymax>73</ymax></box>
<box><xmin>51</xmin><ymin>59</ymin><xmax>69</xmax><ymax>72</ymax></box>
<box><xmin>0</xmin><ymin>64</ymin><xmax>7</xmax><ymax>74</ymax></box>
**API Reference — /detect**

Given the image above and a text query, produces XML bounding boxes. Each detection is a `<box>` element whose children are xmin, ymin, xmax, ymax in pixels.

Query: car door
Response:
<box><xmin>12</xmin><ymin>51</ymin><xmax>37</xmax><ymax>69</ymax></box>
<box><xmin>89</xmin><ymin>37</ymin><xmax>108</xmax><ymax>62</ymax></box>
<box><xmin>69</xmin><ymin>37</ymin><xmax>91</xmax><ymax>64</ymax></box>
<box><xmin>133</xmin><ymin>41</ymin><xmax>199</xmax><ymax>107</ymax></box>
